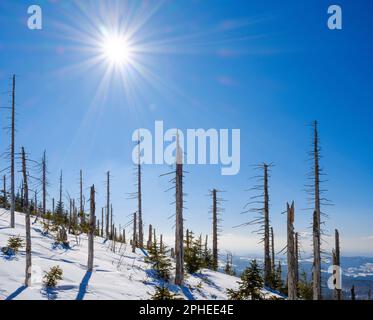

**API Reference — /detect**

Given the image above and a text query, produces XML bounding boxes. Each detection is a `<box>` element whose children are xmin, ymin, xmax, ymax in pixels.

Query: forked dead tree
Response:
<box><xmin>87</xmin><ymin>185</ymin><xmax>95</xmax><ymax>271</ymax></box>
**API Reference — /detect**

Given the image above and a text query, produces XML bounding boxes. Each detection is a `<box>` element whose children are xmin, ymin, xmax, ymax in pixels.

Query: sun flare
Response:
<box><xmin>102</xmin><ymin>35</ymin><xmax>133</xmax><ymax>67</ymax></box>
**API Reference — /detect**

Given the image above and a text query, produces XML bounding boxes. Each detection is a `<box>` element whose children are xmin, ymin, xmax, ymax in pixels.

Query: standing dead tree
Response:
<box><xmin>160</xmin><ymin>131</ymin><xmax>186</xmax><ymax>285</ymax></box>
<box><xmin>239</xmin><ymin>163</ymin><xmax>273</xmax><ymax>286</ymax></box>
<box><xmin>332</xmin><ymin>229</ymin><xmax>342</xmax><ymax>300</ymax></box>
<box><xmin>106</xmin><ymin>171</ymin><xmax>110</xmax><ymax>239</ymax></box>
<box><xmin>21</xmin><ymin>147</ymin><xmax>32</xmax><ymax>286</ymax></box>
<box><xmin>287</xmin><ymin>202</ymin><xmax>297</xmax><ymax>300</ymax></box>
<box><xmin>10</xmin><ymin>75</ymin><xmax>16</xmax><ymax>228</ymax></box>
<box><xmin>41</xmin><ymin>151</ymin><xmax>48</xmax><ymax>219</ymax></box>
<box><xmin>79</xmin><ymin>169</ymin><xmax>85</xmax><ymax>225</ymax></box>
<box><xmin>305</xmin><ymin>121</ymin><xmax>331</xmax><ymax>300</ymax></box>
<box><xmin>295</xmin><ymin>232</ymin><xmax>299</xmax><ymax>289</ymax></box>
<box><xmin>132</xmin><ymin>211</ymin><xmax>137</xmax><ymax>253</ymax></box>
<box><xmin>271</xmin><ymin>226</ymin><xmax>275</xmax><ymax>275</ymax></box>
<box><xmin>147</xmin><ymin>224</ymin><xmax>153</xmax><ymax>250</ymax></box>
<box><xmin>87</xmin><ymin>185</ymin><xmax>95</xmax><ymax>271</ymax></box>
<box><xmin>210</xmin><ymin>189</ymin><xmax>224</xmax><ymax>271</ymax></box>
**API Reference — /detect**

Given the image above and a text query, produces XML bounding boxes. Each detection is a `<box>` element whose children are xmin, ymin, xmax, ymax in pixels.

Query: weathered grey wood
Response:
<box><xmin>263</xmin><ymin>164</ymin><xmax>271</xmax><ymax>286</ymax></box>
<box><xmin>271</xmin><ymin>226</ymin><xmax>275</xmax><ymax>275</ymax></box>
<box><xmin>333</xmin><ymin>229</ymin><xmax>342</xmax><ymax>300</ymax></box>
<box><xmin>312</xmin><ymin>121</ymin><xmax>322</xmax><ymax>300</ymax></box>
<box><xmin>175</xmin><ymin>132</ymin><xmax>184</xmax><ymax>285</ymax></box>
<box><xmin>295</xmin><ymin>232</ymin><xmax>299</xmax><ymax>291</ymax></box>
<box><xmin>212</xmin><ymin>189</ymin><xmax>218</xmax><ymax>271</ymax></box>
<box><xmin>147</xmin><ymin>224</ymin><xmax>152</xmax><ymax>249</ymax></box>
<box><xmin>87</xmin><ymin>185</ymin><xmax>95</xmax><ymax>271</ymax></box>
<box><xmin>132</xmin><ymin>212</ymin><xmax>137</xmax><ymax>253</ymax></box>
<box><xmin>287</xmin><ymin>202</ymin><xmax>297</xmax><ymax>300</ymax></box>
<box><xmin>106</xmin><ymin>171</ymin><xmax>110</xmax><ymax>238</ymax></box>
<box><xmin>80</xmin><ymin>170</ymin><xmax>84</xmax><ymax>224</ymax></box>
<box><xmin>137</xmin><ymin>135</ymin><xmax>144</xmax><ymax>248</ymax></box>
<box><xmin>22</xmin><ymin>147</ymin><xmax>32</xmax><ymax>287</ymax></box>
<box><xmin>10</xmin><ymin>75</ymin><xmax>15</xmax><ymax>228</ymax></box>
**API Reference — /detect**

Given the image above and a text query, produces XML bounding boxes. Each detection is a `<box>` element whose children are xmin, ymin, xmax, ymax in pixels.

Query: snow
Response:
<box><xmin>0</xmin><ymin>209</ymin><xmax>258</xmax><ymax>300</ymax></box>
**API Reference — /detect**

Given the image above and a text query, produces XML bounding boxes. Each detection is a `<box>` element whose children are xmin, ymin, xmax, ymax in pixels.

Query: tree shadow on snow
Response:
<box><xmin>5</xmin><ymin>285</ymin><xmax>27</xmax><ymax>300</ymax></box>
<box><xmin>75</xmin><ymin>271</ymin><xmax>92</xmax><ymax>300</ymax></box>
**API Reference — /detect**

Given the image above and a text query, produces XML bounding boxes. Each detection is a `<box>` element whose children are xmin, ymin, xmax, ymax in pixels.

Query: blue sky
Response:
<box><xmin>0</xmin><ymin>0</ymin><xmax>372</xmax><ymax>256</ymax></box>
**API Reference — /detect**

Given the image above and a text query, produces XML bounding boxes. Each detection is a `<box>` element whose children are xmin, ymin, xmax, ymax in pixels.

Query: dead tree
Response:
<box><xmin>174</xmin><ymin>133</ymin><xmax>184</xmax><ymax>285</ymax></box>
<box><xmin>123</xmin><ymin>229</ymin><xmax>126</xmax><ymax>243</ymax></box>
<box><xmin>160</xmin><ymin>234</ymin><xmax>163</xmax><ymax>254</ymax></box>
<box><xmin>137</xmin><ymin>136</ymin><xmax>144</xmax><ymax>248</ymax></box>
<box><xmin>10</xmin><ymin>75</ymin><xmax>16</xmax><ymax>228</ymax></box>
<box><xmin>132</xmin><ymin>211</ymin><xmax>137</xmax><ymax>253</ymax></box>
<box><xmin>110</xmin><ymin>204</ymin><xmax>113</xmax><ymax>239</ymax></box>
<box><xmin>21</xmin><ymin>147</ymin><xmax>32</xmax><ymax>286</ymax></box>
<box><xmin>3</xmin><ymin>175</ymin><xmax>6</xmax><ymax>208</ymax></box>
<box><xmin>295</xmin><ymin>232</ymin><xmax>299</xmax><ymax>289</ymax></box>
<box><xmin>332</xmin><ymin>229</ymin><xmax>342</xmax><ymax>300</ymax></box>
<box><xmin>87</xmin><ymin>185</ymin><xmax>95</xmax><ymax>271</ymax></box>
<box><xmin>106</xmin><ymin>171</ymin><xmax>110</xmax><ymax>238</ymax></box>
<box><xmin>306</xmin><ymin>121</ymin><xmax>331</xmax><ymax>300</ymax></box>
<box><xmin>287</xmin><ymin>202</ymin><xmax>297</xmax><ymax>300</ymax></box>
<box><xmin>271</xmin><ymin>226</ymin><xmax>275</xmax><ymax>275</ymax></box>
<box><xmin>79</xmin><ymin>169</ymin><xmax>84</xmax><ymax>224</ymax></box>
<box><xmin>210</xmin><ymin>189</ymin><xmax>224</xmax><ymax>271</ymax></box>
<box><xmin>101</xmin><ymin>207</ymin><xmax>104</xmax><ymax>237</ymax></box>
<box><xmin>351</xmin><ymin>285</ymin><xmax>356</xmax><ymax>300</ymax></box>
<box><xmin>41</xmin><ymin>151</ymin><xmax>47</xmax><ymax>218</ymax></box>
<box><xmin>240</xmin><ymin>163</ymin><xmax>273</xmax><ymax>286</ymax></box>
<box><xmin>147</xmin><ymin>224</ymin><xmax>152</xmax><ymax>249</ymax></box>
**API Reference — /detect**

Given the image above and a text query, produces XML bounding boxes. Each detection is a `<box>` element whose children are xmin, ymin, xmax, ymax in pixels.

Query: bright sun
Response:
<box><xmin>102</xmin><ymin>35</ymin><xmax>133</xmax><ymax>67</ymax></box>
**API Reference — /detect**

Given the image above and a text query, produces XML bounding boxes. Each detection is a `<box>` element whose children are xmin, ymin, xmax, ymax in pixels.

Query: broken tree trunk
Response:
<box><xmin>287</xmin><ymin>202</ymin><xmax>297</xmax><ymax>300</ymax></box>
<box><xmin>87</xmin><ymin>185</ymin><xmax>95</xmax><ymax>271</ymax></box>
<box><xmin>333</xmin><ymin>229</ymin><xmax>342</xmax><ymax>300</ymax></box>
<box><xmin>22</xmin><ymin>147</ymin><xmax>32</xmax><ymax>287</ymax></box>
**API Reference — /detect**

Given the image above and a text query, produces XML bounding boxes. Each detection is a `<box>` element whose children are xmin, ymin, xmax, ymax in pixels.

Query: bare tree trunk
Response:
<box><xmin>147</xmin><ymin>224</ymin><xmax>152</xmax><ymax>249</ymax></box>
<box><xmin>123</xmin><ymin>229</ymin><xmax>126</xmax><ymax>243</ymax></box>
<box><xmin>263</xmin><ymin>164</ymin><xmax>271</xmax><ymax>286</ymax></box>
<box><xmin>312</xmin><ymin>121</ymin><xmax>322</xmax><ymax>300</ymax></box>
<box><xmin>3</xmin><ymin>175</ymin><xmax>6</xmax><ymax>208</ymax></box>
<box><xmin>87</xmin><ymin>185</ymin><xmax>95</xmax><ymax>271</ymax></box>
<box><xmin>106</xmin><ymin>171</ymin><xmax>110</xmax><ymax>239</ymax></box>
<box><xmin>132</xmin><ymin>212</ymin><xmax>137</xmax><ymax>253</ymax></box>
<box><xmin>52</xmin><ymin>198</ymin><xmax>55</xmax><ymax>215</ymax></box>
<box><xmin>295</xmin><ymin>232</ymin><xmax>299</xmax><ymax>292</ymax></box>
<box><xmin>333</xmin><ymin>229</ymin><xmax>342</xmax><ymax>300</ymax></box>
<box><xmin>42</xmin><ymin>151</ymin><xmax>46</xmax><ymax>218</ymax></box>
<box><xmin>351</xmin><ymin>285</ymin><xmax>356</xmax><ymax>300</ymax></box>
<box><xmin>101</xmin><ymin>207</ymin><xmax>104</xmax><ymax>237</ymax></box>
<box><xmin>271</xmin><ymin>226</ymin><xmax>275</xmax><ymax>275</ymax></box>
<box><xmin>80</xmin><ymin>169</ymin><xmax>84</xmax><ymax>224</ymax></box>
<box><xmin>22</xmin><ymin>147</ymin><xmax>32</xmax><ymax>287</ymax></box>
<box><xmin>160</xmin><ymin>234</ymin><xmax>163</xmax><ymax>254</ymax></box>
<box><xmin>110</xmin><ymin>204</ymin><xmax>113</xmax><ymax>240</ymax></box>
<box><xmin>212</xmin><ymin>189</ymin><xmax>218</xmax><ymax>270</ymax></box>
<box><xmin>137</xmin><ymin>137</ymin><xmax>144</xmax><ymax>248</ymax></box>
<box><xmin>287</xmin><ymin>202</ymin><xmax>297</xmax><ymax>300</ymax></box>
<box><xmin>10</xmin><ymin>75</ymin><xmax>16</xmax><ymax>228</ymax></box>
<box><xmin>175</xmin><ymin>132</ymin><xmax>184</xmax><ymax>285</ymax></box>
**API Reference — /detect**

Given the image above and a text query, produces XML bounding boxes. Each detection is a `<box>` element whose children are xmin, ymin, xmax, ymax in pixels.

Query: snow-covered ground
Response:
<box><xmin>0</xmin><ymin>209</ymin><xmax>251</xmax><ymax>300</ymax></box>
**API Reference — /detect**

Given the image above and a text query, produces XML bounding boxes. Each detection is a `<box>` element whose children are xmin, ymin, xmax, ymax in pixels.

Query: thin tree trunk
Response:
<box><xmin>295</xmin><ymin>232</ymin><xmax>299</xmax><ymax>291</ymax></box>
<box><xmin>312</xmin><ymin>121</ymin><xmax>322</xmax><ymax>300</ymax></box>
<box><xmin>87</xmin><ymin>185</ymin><xmax>95</xmax><ymax>271</ymax></box>
<box><xmin>3</xmin><ymin>175</ymin><xmax>6</xmax><ymax>208</ymax></box>
<box><xmin>287</xmin><ymin>202</ymin><xmax>297</xmax><ymax>300</ymax></box>
<box><xmin>42</xmin><ymin>151</ymin><xmax>46</xmax><ymax>218</ymax></box>
<box><xmin>333</xmin><ymin>229</ymin><xmax>342</xmax><ymax>300</ymax></box>
<box><xmin>10</xmin><ymin>75</ymin><xmax>16</xmax><ymax>228</ymax></box>
<box><xmin>132</xmin><ymin>212</ymin><xmax>137</xmax><ymax>253</ymax></box>
<box><xmin>175</xmin><ymin>132</ymin><xmax>184</xmax><ymax>285</ymax></box>
<box><xmin>22</xmin><ymin>147</ymin><xmax>32</xmax><ymax>287</ymax></box>
<box><xmin>101</xmin><ymin>207</ymin><xmax>104</xmax><ymax>237</ymax></box>
<box><xmin>106</xmin><ymin>171</ymin><xmax>110</xmax><ymax>238</ymax></box>
<box><xmin>212</xmin><ymin>189</ymin><xmax>218</xmax><ymax>270</ymax></box>
<box><xmin>147</xmin><ymin>224</ymin><xmax>152</xmax><ymax>249</ymax></box>
<box><xmin>263</xmin><ymin>164</ymin><xmax>271</xmax><ymax>286</ymax></box>
<box><xmin>80</xmin><ymin>169</ymin><xmax>84</xmax><ymax>224</ymax></box>
<box><xmin>271</xmin><ymin>226</ymin><xmax>275</xmax><ymax>275</ymax></box>
<box><xmin>137</xmin><ymin>137</ymin><xmax>143</xmax><ymax>248</ymax></box>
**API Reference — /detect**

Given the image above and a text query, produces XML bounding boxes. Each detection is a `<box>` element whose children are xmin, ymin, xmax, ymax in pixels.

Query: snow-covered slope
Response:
<box><xmin>0</xmin><ymin>209</ymin><xmax>245</xmax><ymax>300</ymax></box>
